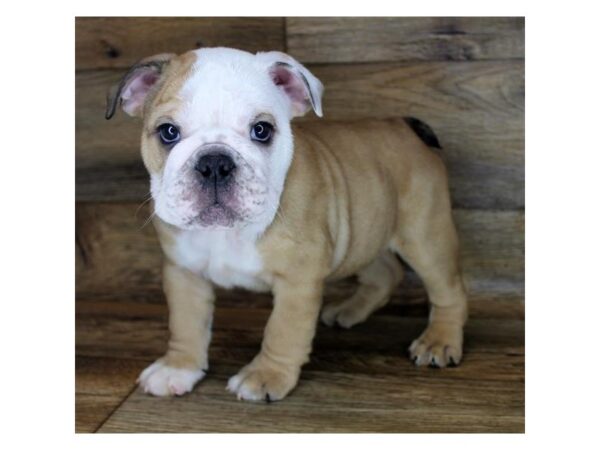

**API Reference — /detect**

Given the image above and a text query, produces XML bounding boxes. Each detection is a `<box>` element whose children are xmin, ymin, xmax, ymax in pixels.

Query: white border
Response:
<box><xmin>3</xmin><ymin>0</ymin><xmax>600</xmax><ymax>448</ymax></box>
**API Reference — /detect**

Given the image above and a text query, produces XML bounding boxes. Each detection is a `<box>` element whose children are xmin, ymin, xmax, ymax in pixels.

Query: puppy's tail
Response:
<box><xmin>403</xmin><ymin>117</ymin><xmax>442</xmax><ymax>150</ymax></box>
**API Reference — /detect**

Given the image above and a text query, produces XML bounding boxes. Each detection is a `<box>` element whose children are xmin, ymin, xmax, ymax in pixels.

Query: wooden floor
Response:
<box><xmin>75</xmin><ymin>287</ymin><xmax>524</xmax><ymax>433</ymax></box>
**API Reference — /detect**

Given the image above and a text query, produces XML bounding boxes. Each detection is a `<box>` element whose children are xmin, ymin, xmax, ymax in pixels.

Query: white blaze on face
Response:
<box><xmin>151</xmin><ymin>48</ymin><xmax>295</xmax><ymax>234</ymax></box>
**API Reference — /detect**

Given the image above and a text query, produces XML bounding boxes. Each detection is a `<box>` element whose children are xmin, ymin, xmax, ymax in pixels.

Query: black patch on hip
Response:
<box><xmin>403</xmin><ymin>117</ymin><xmax>442</xmax><ymax>149</ymax></box>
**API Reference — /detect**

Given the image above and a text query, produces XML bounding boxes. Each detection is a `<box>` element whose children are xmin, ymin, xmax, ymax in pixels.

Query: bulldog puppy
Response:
<box><xmin>106</xmin><ymin>47</ymin><xmax>468</xmax><ymax>402</ymax></box>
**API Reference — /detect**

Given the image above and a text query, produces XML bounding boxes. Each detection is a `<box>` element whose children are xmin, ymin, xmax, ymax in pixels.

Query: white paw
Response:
<box><xmin>137</xmin><ymin>360</ymin><xmax>206</xmax><ymax>396</ymax></box>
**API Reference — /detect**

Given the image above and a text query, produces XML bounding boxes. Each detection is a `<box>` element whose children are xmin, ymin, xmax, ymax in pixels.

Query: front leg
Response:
<box><xmin>227</xmin><ymin>278</ymin><xmax>323</xmax><ymax>402</ymax></box>
<box><xmin>138</xmin><ymin>260</ymin><xmax>215</xmax><ymax>396</ymax></box>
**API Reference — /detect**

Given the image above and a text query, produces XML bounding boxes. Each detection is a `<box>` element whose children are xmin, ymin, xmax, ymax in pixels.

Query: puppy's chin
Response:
<box><xmin>157</xmin><ymin>205</ymin><xmax>241</xmax><ymax>230</ymax></box>
<box><xmin>196</xmin><ymin>204</ymin><xmax>239</xmax><ymax>228</ymax></box>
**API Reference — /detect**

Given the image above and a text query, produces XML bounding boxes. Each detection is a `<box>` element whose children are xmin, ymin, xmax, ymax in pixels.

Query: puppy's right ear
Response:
<box><xmin>105</xmin><ymin>53</ymin><xmax>175</xmax><ymax>120</ymax></box>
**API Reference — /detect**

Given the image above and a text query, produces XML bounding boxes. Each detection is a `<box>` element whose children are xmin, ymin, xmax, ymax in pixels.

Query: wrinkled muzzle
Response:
<box><xmin>153</xmin><ymin>143</ymin><xmax>270</xmax><ymax>229</ymax></box>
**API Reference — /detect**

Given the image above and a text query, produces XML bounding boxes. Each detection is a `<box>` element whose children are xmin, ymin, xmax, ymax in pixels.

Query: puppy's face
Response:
<box><xmin>107</xmin><ymin>48</ymin><xmax>323</xmax><ymax>231</ymax></box>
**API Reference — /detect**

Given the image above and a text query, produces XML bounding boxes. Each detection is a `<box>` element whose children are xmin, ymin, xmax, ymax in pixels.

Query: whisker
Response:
<box><xmin>139</xmin><ymin>210</ymin><xmax>156</xmax><ymax>230</ymax></box>
<box><xmin>134</xmin><ymin>193</ymin><xmax>153</xmax><ymax>220</ymax></box>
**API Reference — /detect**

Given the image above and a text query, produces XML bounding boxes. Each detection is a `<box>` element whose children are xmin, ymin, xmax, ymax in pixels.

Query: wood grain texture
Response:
<box><xmin>75</xmin><ymin>17</ymin><xmax>285</xmax><ymax>70</ymax></box>
<box><xmin>74</xmin><ymin>301</ymin><xmax>523</xmax><ymax>433</ymax></box>
<box><xmin>76</xmin><ymin>60</ymin><xmax>523</xmax><ymax>208</ymax></box>
<box><xmin>76</xmin><ymin>289</ymin><xmax>524</xmax><ymax>322</ymax></box>
<box><xmin>75</xmin><ymin>202</ymin><xmax>524</xmax><ymax>298</ymax></box>
<box><xmin>76</xmin><ymin>302</ymin><xmax>525</xmax><ymax>362</ymax></box>
<box><xmin>76</xmin><ymin>356</ymin><xmax>146</xmax><ymax>432</ymax></box>
<box><xmin>76</xmin><ymin>202</ymin><xmax>163</xmax><ymax>296</ymax></box>
<box><xmin>100</xmin><ymin>375</ymin><xmax>523</xmax><ymax>433</ymax></box>
<box><xmin>286</xmin><ymin>17</ymin><xmax>524</xmax><ymax>64</ymax></box>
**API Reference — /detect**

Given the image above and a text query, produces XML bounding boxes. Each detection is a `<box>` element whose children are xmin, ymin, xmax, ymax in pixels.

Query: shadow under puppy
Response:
<box><xmin>106</xmin><ymin>47</ymin><xmax>468</xmax><ymax>402</ymax></box>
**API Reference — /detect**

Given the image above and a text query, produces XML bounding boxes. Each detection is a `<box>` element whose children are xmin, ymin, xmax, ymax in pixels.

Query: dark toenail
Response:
<box><xmin>448</xmin><ymin>357</ymin><xmax>457</xmax><ymax>367</ymax></box>
<box><xmin>265</xmin><ymin>393</ymin><xmax>272</xmax><ymax>403</ymax></box>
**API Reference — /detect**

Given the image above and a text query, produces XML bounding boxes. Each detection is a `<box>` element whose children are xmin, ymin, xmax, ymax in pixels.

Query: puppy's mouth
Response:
<box><xmin>194</xmin><ymin>202</ymin><xmax>239</xmax><ymax>227</ymax></box>
<box><xmin>154</xmin><ymin>145</ymin><xmax>269</xmax><ymax>230</ymax></box>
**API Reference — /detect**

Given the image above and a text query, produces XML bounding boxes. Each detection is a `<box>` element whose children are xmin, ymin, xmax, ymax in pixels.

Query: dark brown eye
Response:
<box><xmin>250</xmin><ymin>121</ymin><xmax>273</xmax><ymax>143</ymax></box>
<box><xmin>157</xmin><ymin>123</ymin><xmax>180</xmax><ymax>145</ymax></box>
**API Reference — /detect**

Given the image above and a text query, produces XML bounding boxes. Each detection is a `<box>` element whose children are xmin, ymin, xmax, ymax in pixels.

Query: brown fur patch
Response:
<box><xmin>140</xmin><ymin>51</ymin><xmax>198</xmax><ymax>174</ymax></box>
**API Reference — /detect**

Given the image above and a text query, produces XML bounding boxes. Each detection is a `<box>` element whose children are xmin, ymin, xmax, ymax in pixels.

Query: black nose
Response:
<box><xmin>194</xmin><ymin>153</ymin><xmax>236</xmax><ymax>184</ymax></box>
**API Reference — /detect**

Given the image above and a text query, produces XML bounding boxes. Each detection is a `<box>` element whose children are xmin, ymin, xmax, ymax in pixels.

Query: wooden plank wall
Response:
<box><xmin>75</xmin><ymin>17</ymin><xmax>524</xmax><ymax>298</ymax></box>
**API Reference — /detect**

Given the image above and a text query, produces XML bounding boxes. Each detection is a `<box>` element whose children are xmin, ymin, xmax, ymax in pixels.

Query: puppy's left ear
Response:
<box><xmin>256</xmin><ymin>51</ymin><xmax>324</xmax><ymax>118</ymax></box>
<box><xmin>105</xmin><ymin>53</ymin><xmax>176</xmax><ymax>120</ymax></box>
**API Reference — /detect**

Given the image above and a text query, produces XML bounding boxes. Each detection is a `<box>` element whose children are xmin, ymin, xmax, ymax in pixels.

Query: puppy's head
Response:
<box><xmin>106</xmin><ymin>47</ymin><xmax>323</xmax><ymax>230</ymax></box>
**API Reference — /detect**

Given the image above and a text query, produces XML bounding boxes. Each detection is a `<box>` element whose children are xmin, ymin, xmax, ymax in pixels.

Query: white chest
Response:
<box><xmin>170</xmin><ymin>228</ymin><xmax>270</xmax><ymax>291</ymax></box>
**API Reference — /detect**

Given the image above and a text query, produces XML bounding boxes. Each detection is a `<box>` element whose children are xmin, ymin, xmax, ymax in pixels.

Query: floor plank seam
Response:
<box><xmin>93</xmin><ymin>381</ymin><xmax>139</xmax><ymax>433</ymax></box>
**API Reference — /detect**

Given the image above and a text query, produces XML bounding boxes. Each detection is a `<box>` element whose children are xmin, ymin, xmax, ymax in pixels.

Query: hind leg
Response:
<box><xmin>321</xmin><ymin>250</ymin><xmax>403</xmax><ymax>329</ymax></box>
<box><xmin>390</xmin><ymin>195</ymin><xmax>468</xmax><ymax>368</ymax></box>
